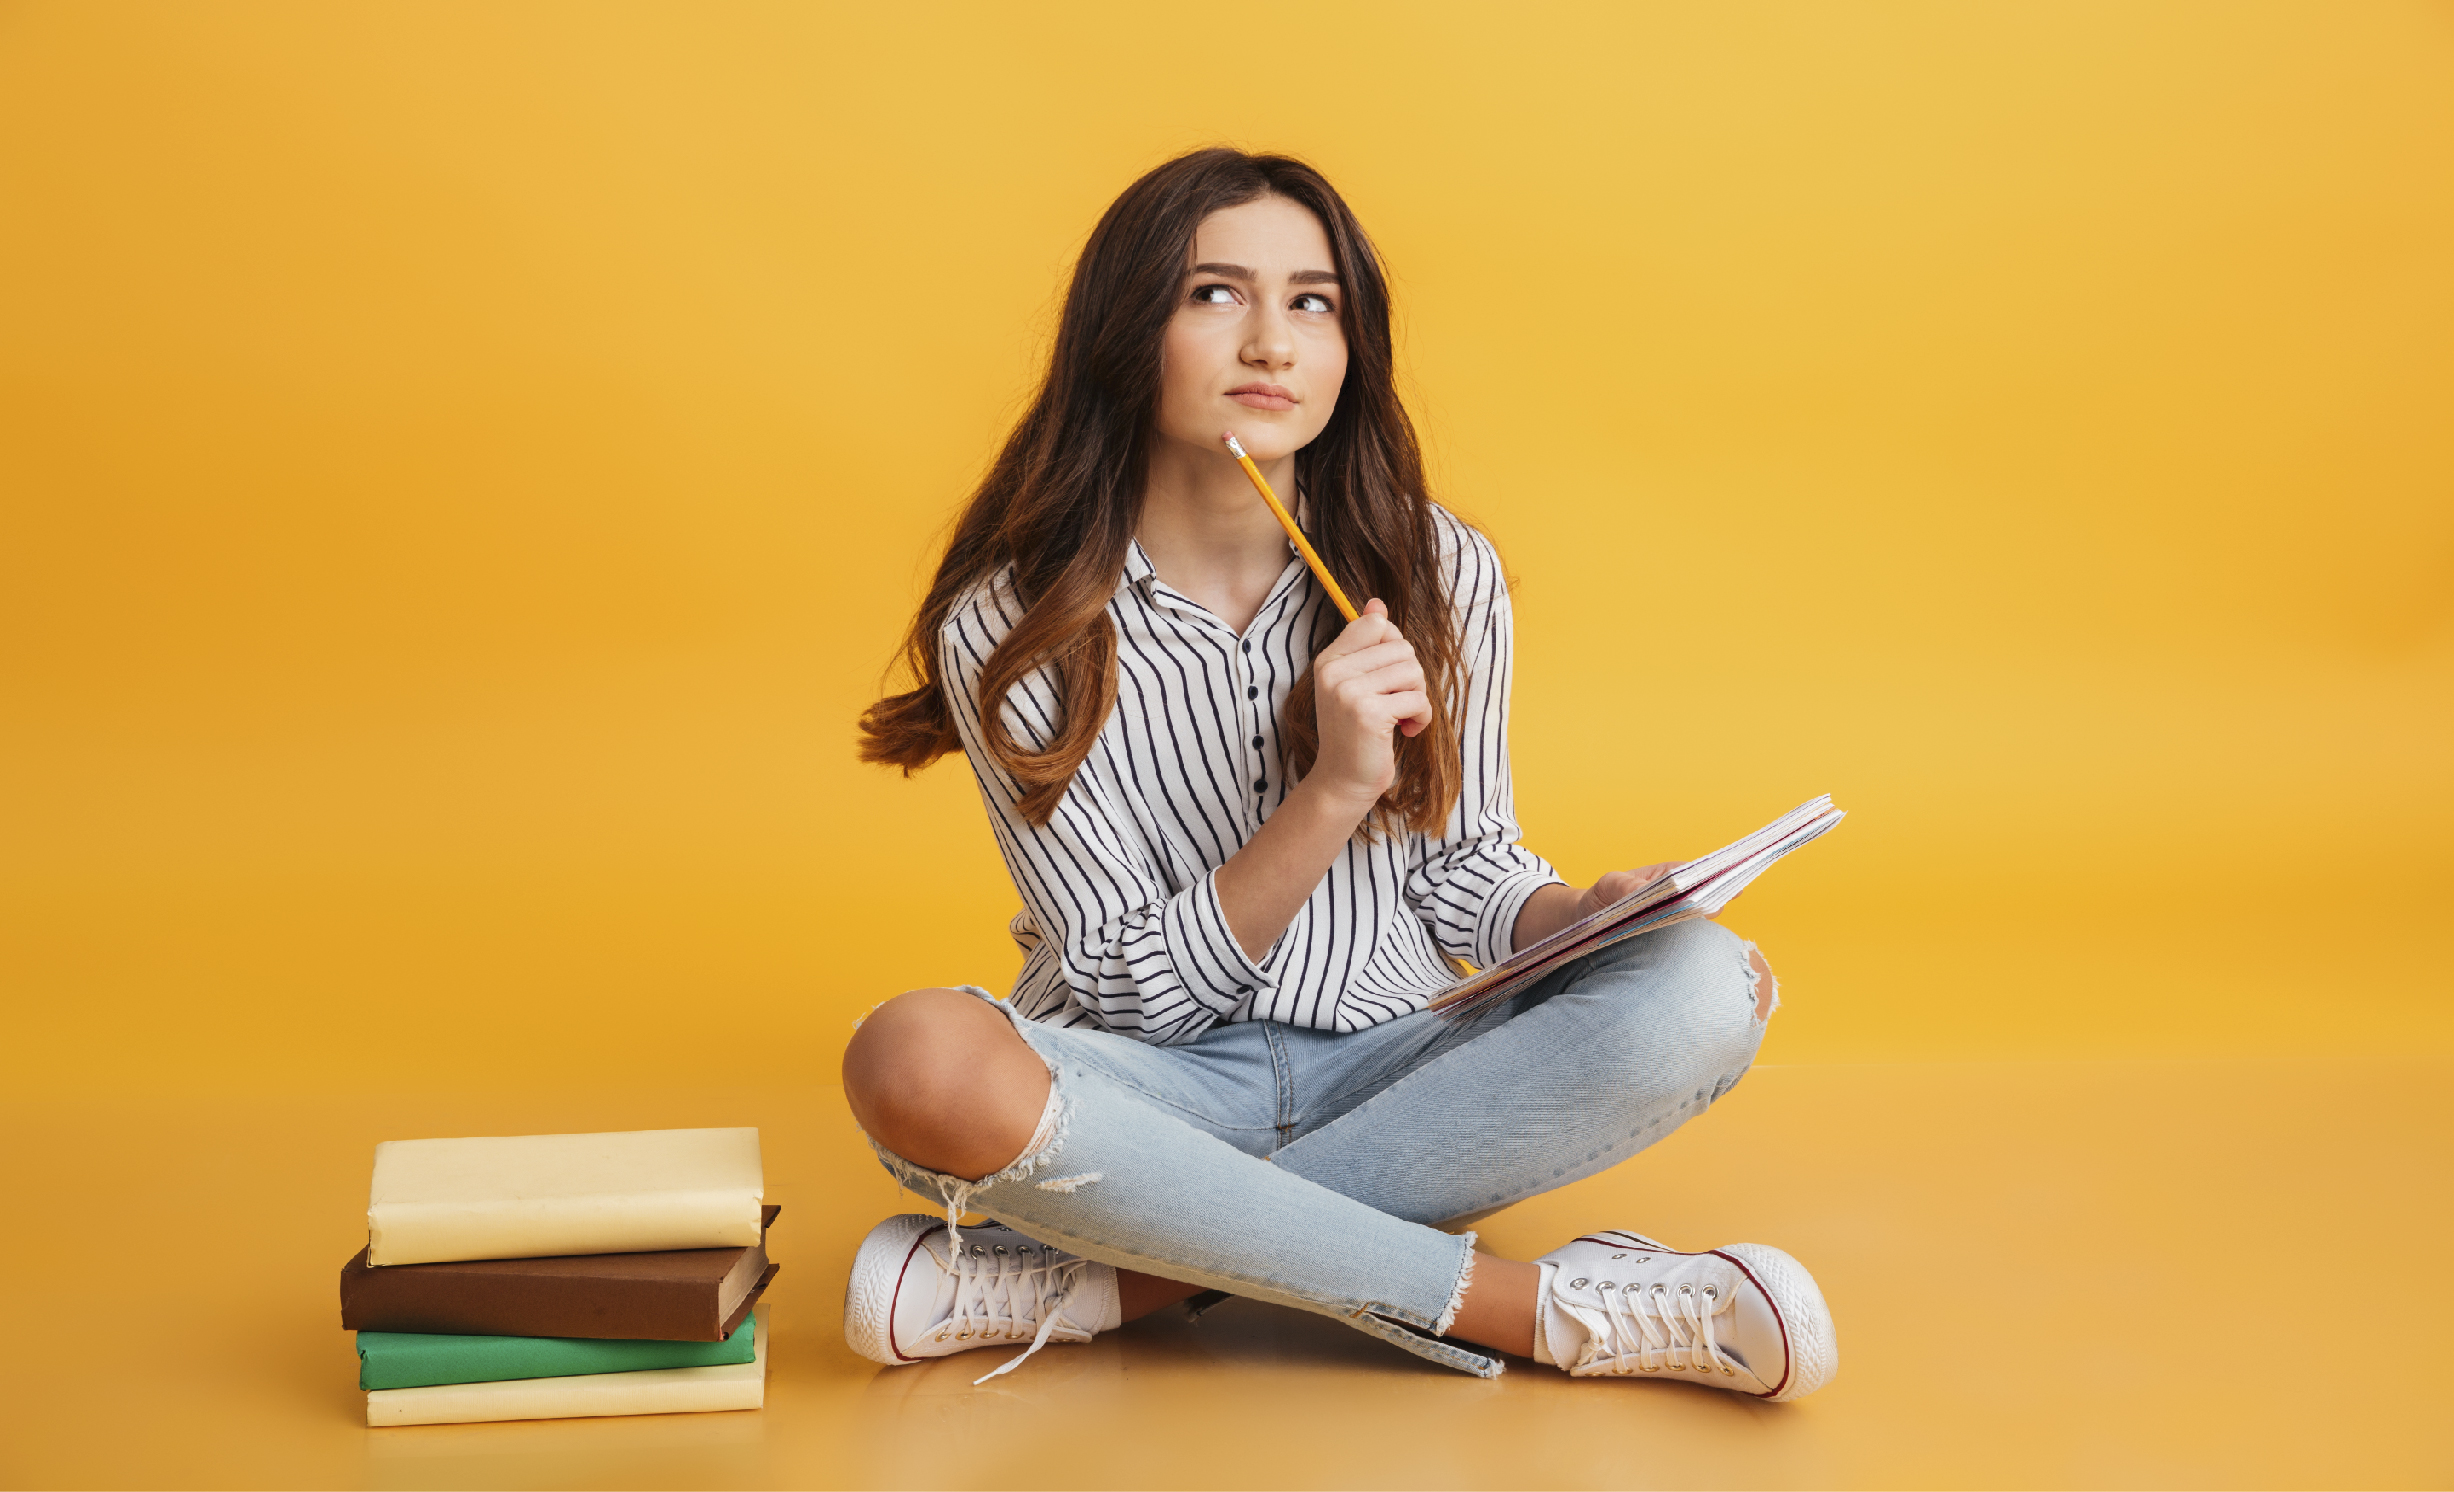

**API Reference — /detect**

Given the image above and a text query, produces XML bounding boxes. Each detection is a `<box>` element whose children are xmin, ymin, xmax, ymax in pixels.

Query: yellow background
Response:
<box><xmin>4</xmin><ymin>2</ymin><xmax>2449</xmax><ymax>1085</ymax></box>
<box><xmin>4</xmin><ymin>7</ymin><xmax>2452</xmax><ymax>1488</ymax></box>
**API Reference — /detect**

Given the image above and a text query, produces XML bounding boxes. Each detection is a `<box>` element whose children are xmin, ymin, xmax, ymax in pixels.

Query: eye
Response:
<box><xmin>1292</xmin><ymin>292</ymin><xmax>1335</xmax><ymax>314</ymax></box>
<box><xmin>1190</xmin><ymin>283</ymin><xmax>1239</xmax><ymax>305</ymax></box>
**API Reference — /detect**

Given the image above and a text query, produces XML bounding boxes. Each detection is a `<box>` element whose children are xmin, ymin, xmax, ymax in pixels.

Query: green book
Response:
<box><xmin>356</xmin><ymin>1311</ymin><xmax>755</xmax><ymax>1390</ymax></box>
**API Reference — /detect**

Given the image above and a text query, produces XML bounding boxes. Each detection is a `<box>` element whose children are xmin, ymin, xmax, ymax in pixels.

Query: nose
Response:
<box><xmin>1241</xmin><ymin>296</ymin><xmax>1295</xmax><ymax>370</ymax></box>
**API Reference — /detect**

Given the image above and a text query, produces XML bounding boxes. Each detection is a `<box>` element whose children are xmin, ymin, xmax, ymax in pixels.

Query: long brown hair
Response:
<box><xmin>859</xmin><ymin>147</ymin><xmax>1465</xmax><ymax>834</ymax></box>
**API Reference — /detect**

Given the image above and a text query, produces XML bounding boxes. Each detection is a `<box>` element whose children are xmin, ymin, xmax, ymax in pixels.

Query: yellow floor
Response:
<box><xmin>3</xmin><ymin>1058</ymin><xmax>2447</xmax><ymax>1490</ymax></box>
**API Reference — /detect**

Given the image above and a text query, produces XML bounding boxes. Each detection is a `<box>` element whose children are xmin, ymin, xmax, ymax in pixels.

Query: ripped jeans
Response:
<box><xmin>868</xmin><ymin>918</ymin><xmax>1773</xmax><ymax>1378</ymax></box>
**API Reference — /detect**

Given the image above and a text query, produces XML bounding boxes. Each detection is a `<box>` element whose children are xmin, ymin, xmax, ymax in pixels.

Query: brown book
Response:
<box><xmin>341</xmin><ymin>1205</ymin><xmax>779</xmax><ymax>1341</ymax></box>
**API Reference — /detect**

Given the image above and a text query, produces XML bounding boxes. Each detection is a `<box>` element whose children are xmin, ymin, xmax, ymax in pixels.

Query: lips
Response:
<box><xmin>1227</xmin><ymin>382</ymin><xmax>1297</xmax><ymax>412</ymax></box>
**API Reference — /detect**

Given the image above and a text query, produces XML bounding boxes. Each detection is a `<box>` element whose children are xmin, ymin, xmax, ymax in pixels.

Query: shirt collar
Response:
<box><xmin>1122</xmin><ymin>538</ymin><xmax>1159</xmax><ymax>594</ymax></box>
<box><xmin>1122</xmin><ymin>535</ymin><xmax>1315</xmax><ymax>628</ymax></box>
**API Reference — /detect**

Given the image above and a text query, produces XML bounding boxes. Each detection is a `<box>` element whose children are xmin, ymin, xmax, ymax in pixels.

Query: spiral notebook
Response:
<box><xmin>1429</xmin><ymin>794</ymin><xmax>1846</xmax><ymax>1020</ymax></box>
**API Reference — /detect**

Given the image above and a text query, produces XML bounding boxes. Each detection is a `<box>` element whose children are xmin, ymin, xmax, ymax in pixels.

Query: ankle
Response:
<box><xmin>1116</xmin><ymin>1270</ymin><xmax>1205</xmax><ymax>1322</ymax></box>
<box><xmin>1442</xmin><ymin>1252</ymin><xmax>1540</xmax><ymax>1358</ymax></box>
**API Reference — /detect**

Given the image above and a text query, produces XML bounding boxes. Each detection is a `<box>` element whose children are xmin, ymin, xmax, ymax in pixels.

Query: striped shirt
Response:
<box><xmin>941</xmin><ymin>506</ymin><xmax>1561</xmax><ymax>1046</ymax></box>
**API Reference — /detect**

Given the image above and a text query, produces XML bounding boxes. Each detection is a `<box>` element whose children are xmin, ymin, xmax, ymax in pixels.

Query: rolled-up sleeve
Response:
<box><xmin>941</xmin><ymin>598</ymin><xmax>1271</xmax><ymax>1045</ymax></box>
<box><xmin>1404</xmin><ymin>526</ymin><xmax>1564</xmax><ymax>969</ymax></box>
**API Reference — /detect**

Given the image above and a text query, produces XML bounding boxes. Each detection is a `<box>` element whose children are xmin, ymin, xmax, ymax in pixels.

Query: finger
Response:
<box><xmin>1326</xmin><ymin>600</ymin><xmax>1400</xmax><ymax>651</ymax></box>
<box><xmin>1317</xmin><ymin>642</ymin><xmax>1421</xmax><ymax>692</ymax></box>
<box><xmin>1389</xmin><ymin>681</ymin><xmax>1435</xmax><ymax>737</ymax></box>
<box><xmin>1323</xmin><ymin>666</ymin><xmax>1428</xmax><ymax>724</ymax></box>
<box><xmin>1364</xmin><ymin>687</ymin><xmax>1433</xmax><ymax>726</ymax></box>
<box><xmin>1350</xmin><ymin>664</ymin><xmax>1429</xmax><ymax>706</ymax></box>
<box><xmin>1335</xmin><ymin>637</ymin><xmax>1419</xmax><ymax>671</ymax></box>
<box><xmin>1318</xmin><ymin>612</ymin><xmax>1400</xmax><ymax>664</ymax></box>
<box><xmin>1332</xmin><ymin>644</ymin><xmax>1424</xmax><ymax>686</ymax></box>
<box><xmin>1373</xmin><ymin>690</ymin><xmax>1431</xmax><ymax>734</ymax></box>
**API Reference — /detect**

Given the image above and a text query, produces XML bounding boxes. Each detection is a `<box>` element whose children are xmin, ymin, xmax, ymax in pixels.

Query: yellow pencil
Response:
<box><xmin>1221</xmin><ymin>432</ymin><xmax>1360</xmax><ymax>622</ymax></box>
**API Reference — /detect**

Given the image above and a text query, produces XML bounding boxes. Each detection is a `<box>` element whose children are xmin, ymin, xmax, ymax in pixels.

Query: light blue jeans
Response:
<box><xmin>869</xmin><ymin>918</ymin><xmax>1773</xmax><ymax>1377</ymax></box>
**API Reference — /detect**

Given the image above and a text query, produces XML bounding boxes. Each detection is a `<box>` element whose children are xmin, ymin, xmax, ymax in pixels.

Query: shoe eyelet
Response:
<box><xmin>1611</xmin><ymin>1252</ymin><xmax>1627</xmax><ymax>1260</ymax></box>
<box><xmin>1569</xmin><ymin>1277</ymin><xmax>1589</xmax><ymax>1289</ymax></box>
<box><xmin>994</xmin><ymin>1244</ymin><xmax>1008</xmax><ymax>1254</ymax></box>
<box><xmin>1703</xmin><ymin>1286</ymin><xmax>1717</xmax><ymax>1300</ymax></box>
<box><xmin>1722</xmin><ymin>1365</ymin><xmax>1738</xmax><ymax>1376</ymax></box>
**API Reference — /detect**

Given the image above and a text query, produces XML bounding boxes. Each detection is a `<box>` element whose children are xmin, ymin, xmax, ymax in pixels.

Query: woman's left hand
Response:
<box><xmin>1511</xmin><ymin>857</ymin><xmax>1728</xmax><ymax>954</ymax></box>
<box><xmin>1573</xmin><ymin>862</ymin><xmax>1681</xmax><ymax>921</ymax></box>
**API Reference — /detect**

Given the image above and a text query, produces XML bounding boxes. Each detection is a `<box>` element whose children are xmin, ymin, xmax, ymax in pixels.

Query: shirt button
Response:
<box><xmin>1255</xmin><ymin>778</ymin><xmax>1268</xmax><ymax>792</ymax></box>
<box><xmin>1240</xmin><ymin>640</ymin><xmax>1252</xmax><ymax>653</ymax></box>
<box><xmin>1251</xmin><ymin>735</ymin><xmax>1264</xmax><ymax>748</ymax></box>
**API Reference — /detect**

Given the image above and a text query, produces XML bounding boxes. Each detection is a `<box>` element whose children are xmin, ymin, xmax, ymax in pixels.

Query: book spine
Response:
<box><xmin>344</xmin><ymin>1269</ymin><xmax>712</xmax><ymax>1342</ymax></box>
<box><xmin>365</xmin><ymin>1367</ymin><xmax>764</xmax><ymax>1426</ymax></box>
<box><xmin>358</xmin><ymin>1317</ymin><xmax>754</xmax><ymax>1390</ymax></box>
<box><xmin>367</xmin><ymin>1189</ymin><xmax>762</xmax><ymax>1267</ymax></box>
<box><xmin>365</xmin><ymin>1309</ymin><xmax>766</xmax><ymax>1427</ymax></box>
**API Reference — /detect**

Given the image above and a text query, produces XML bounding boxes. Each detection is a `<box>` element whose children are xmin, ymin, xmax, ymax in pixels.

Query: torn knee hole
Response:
<box><xmin>1745</xmin><ymin>947</ymin><xmax>1779</xmax><ymax>1020</ymax></box>
<box><xmin>872</xmin><ymin>1078</ymin><xmax>1073</xmax><ymax>1253</ymax></box>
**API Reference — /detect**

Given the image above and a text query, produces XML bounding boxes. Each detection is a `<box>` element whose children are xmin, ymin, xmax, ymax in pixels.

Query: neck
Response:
<box><xmin>1136</xmin><ymin>434</ymin><xmax>1299</xmax><ymax>634</ymax></box>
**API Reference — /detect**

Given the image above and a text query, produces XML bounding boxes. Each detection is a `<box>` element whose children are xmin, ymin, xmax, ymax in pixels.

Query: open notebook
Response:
<box><xmin>1429</xmin><ymin>795</ymin><xmax>1846</xmax><ymax>1020</ymax></box>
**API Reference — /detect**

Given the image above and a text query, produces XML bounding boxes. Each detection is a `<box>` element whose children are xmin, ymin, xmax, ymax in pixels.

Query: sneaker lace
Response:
<box><xmin>925</xmin><ymin>1238</ymin><xmax>1093</xmax><ymax>1385</ymax></box>
<box><xmin>1562</xmin><ymin>1279</ymin><xmax>1741</xmax><ymax>1378</ymax></box>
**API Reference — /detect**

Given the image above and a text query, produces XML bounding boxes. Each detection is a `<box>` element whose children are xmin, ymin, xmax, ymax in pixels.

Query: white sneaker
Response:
<box><xmin>843</xmin><ymin>1214</ymin><xmax>1121</xmax><ymax>1382</ymax></box>
<box><xmin>1533</xmin><ymin>1229</ymin><xmax>1838</xmax><ymax>1401</ymax></box>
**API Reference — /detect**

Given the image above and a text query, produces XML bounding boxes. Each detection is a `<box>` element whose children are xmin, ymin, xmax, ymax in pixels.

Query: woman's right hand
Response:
<box><xmin>1306</xmin><ymin>598</ymin><xmax>1431</xmax><ymax>811</ymax></box>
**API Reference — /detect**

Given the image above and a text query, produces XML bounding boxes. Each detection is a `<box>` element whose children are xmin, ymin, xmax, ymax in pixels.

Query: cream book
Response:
<box><xmin>366</xmin><ymin>1306</ymin><xmax>767</xmax><ymax>1426</ymax></box>
<box><xmin>367</xmin><ymin>1127</ymin><xmax>764</xmax><ymax>1267</ymax></box>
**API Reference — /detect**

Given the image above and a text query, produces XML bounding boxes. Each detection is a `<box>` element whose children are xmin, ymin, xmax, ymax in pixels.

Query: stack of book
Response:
<box><xmin>340</xmin><ymin>1127</ymin><xmax>777</xmax><ymax>1428</ymax></box>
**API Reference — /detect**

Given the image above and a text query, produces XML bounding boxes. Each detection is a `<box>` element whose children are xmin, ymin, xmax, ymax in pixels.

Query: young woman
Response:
<box><xmin>840</xmin><ymin>148</ymin><xmax>1837</xmax><ymax>1398</ymax></box>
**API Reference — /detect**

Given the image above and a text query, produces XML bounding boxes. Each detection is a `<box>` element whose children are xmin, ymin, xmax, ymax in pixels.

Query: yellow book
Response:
<box><xmin>367</xmin><ymin>1127</ymin><xmax>764</xmax><ymax>1266</ymax></box>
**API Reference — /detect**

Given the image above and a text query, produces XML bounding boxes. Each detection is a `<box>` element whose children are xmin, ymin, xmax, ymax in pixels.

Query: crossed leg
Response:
<box><xmin>842</xmin><ymin>942</ymin><xmax>1779</xmax><ymax>1355</ymax></box>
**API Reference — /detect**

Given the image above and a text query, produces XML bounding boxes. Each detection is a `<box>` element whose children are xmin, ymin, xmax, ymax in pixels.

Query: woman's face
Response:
<box><xmin>1154</xmin><ymin>194</ymin><xmax>1348</xmax><ymax>466</ymax></box>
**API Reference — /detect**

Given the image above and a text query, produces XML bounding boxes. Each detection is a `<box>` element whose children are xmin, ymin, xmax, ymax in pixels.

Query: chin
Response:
<box><xmin>1222</xmin><ymin>423</ymin><xmax>1317</xmax><ymax>462</ymax></box>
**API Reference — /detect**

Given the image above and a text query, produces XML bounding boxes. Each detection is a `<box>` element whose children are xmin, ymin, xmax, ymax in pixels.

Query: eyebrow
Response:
<box><xmin>1190</xmin><ymin>262</ymin><xmax>1342</xmax><ymax>287</ymax></box>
